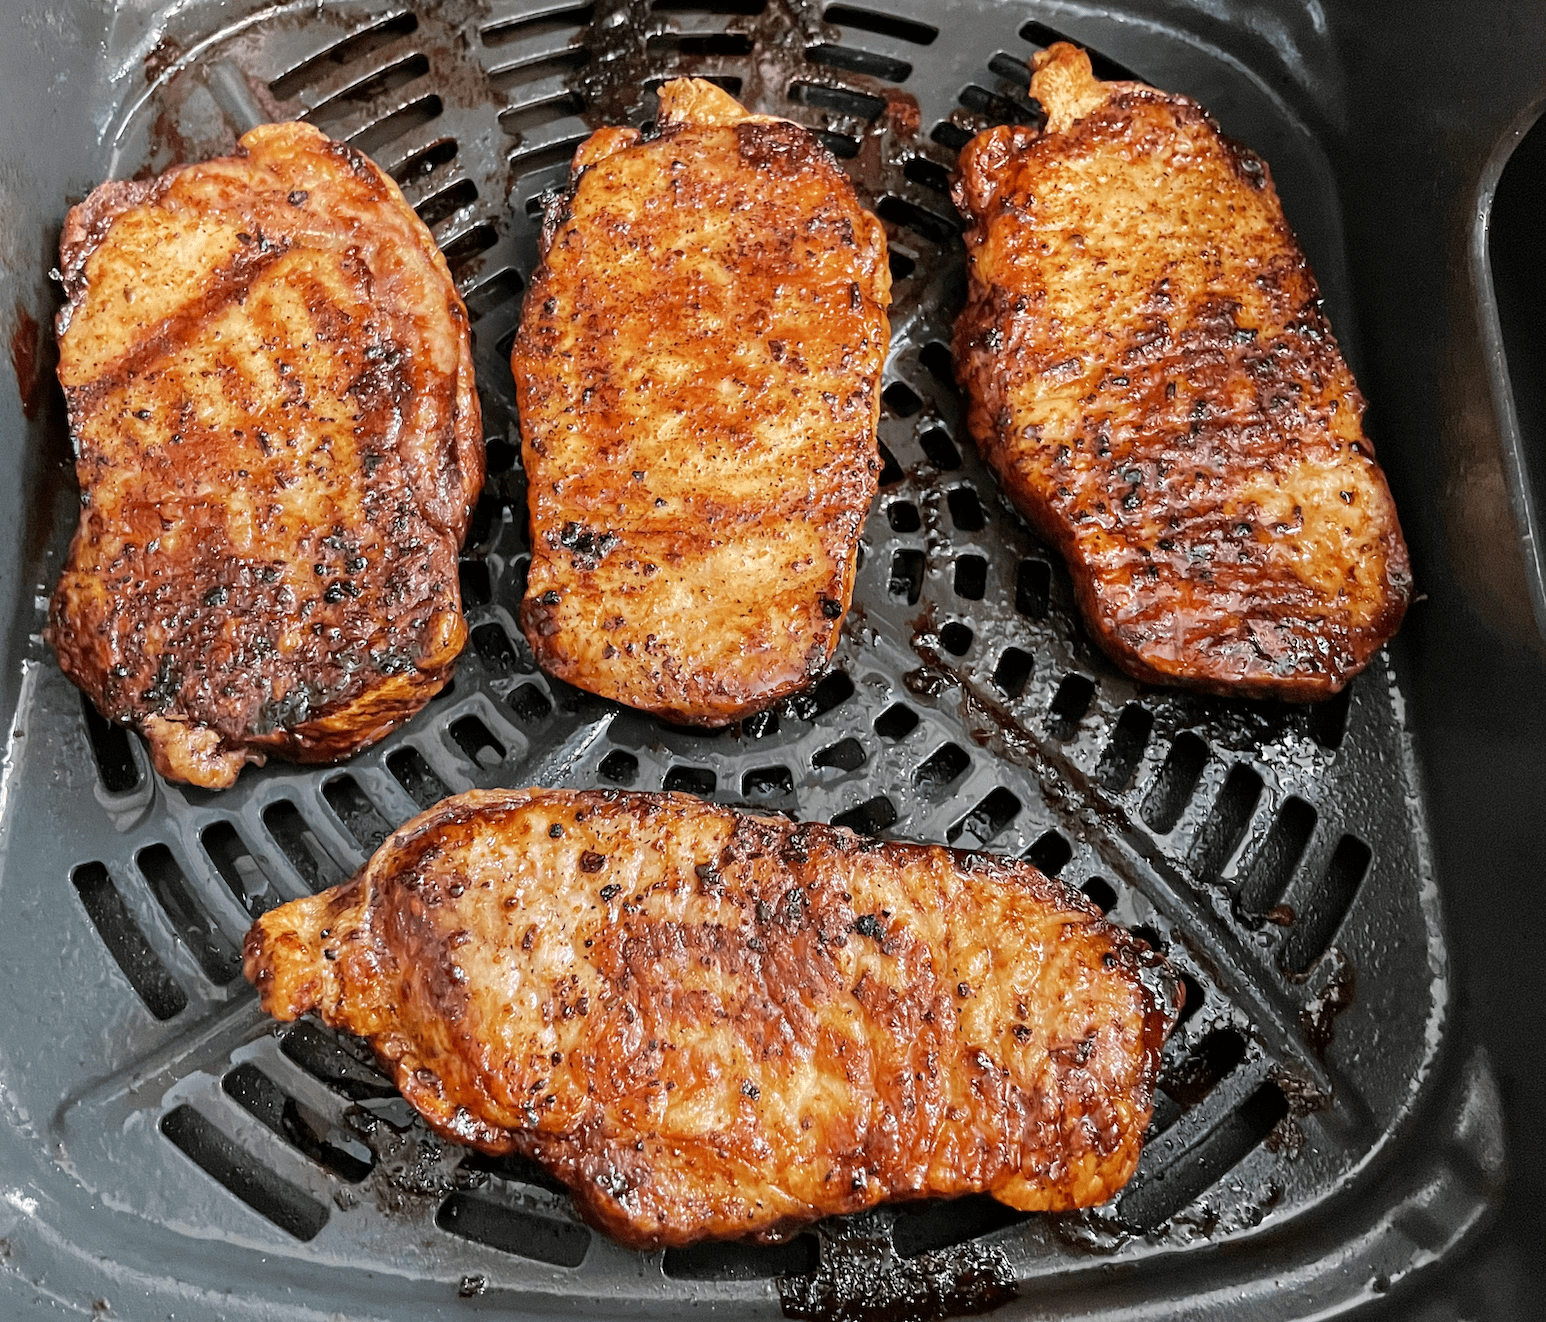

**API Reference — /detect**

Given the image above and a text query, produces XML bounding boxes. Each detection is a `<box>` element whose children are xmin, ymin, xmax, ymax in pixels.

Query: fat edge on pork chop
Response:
<box><xmin>512</xmin><ymin>79</ymin><xmax>891</xmax><ymax>727</ymax></box>
<box><xmin>47</xmin><ymin>121</ymin><xmax>483</xmax><ymax>789</ymax></box>
<box><xmin>952</xmin><ymin>43</ymin><xmax>1411</xmax><ymax>700</ymax></box>
<box><xmin>244</xmin><ymin>788</ymin><xmax>1180</xmax><ymax>1248</ymax></box>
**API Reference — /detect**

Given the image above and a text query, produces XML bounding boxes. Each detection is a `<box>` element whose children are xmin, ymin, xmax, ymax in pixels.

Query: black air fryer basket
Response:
<box><xmin>1</xmin><ymin>0</ymin><xmax>1542</xmax><ymax>1317</ymax></box>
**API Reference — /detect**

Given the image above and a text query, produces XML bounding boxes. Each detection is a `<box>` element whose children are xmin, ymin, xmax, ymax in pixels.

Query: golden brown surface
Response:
<box><xmin>47</xmin><ymin>122</ymin><xmax>483</xmax><ymax>788</ymax></box>
<box><xmin>512</xmin><ymin>80</ymin><xmax>891</xmax><ymax>726</ymax></box>
<box><xmin>245</xmin><ymin>788</ymin><xmax>1178</xmax><ymax>1248</ymax></box>
<box><xmin>953</xmin><ymin>44</ymin><xmax>1410</xmax><ymax>699</ymax></box>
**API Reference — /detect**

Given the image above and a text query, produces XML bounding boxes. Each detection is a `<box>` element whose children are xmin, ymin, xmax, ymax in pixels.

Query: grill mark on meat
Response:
<box><xmin>244</xmin><ymin>788</ymin><xmax>1179</xmax><ymax>1248</ymax></box>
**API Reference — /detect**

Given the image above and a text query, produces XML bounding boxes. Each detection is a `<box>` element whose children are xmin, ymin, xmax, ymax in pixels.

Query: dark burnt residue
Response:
<box><xmin>9</xmin><ymin>302</ymin><xmax>51</xmax><ymax>421</ymax></box>
<box><xmin>779</xmin><ymin>1216</ymin><xmax>1017</xmax><ymax>1322</ymax></box>
<box><xmin>1297</xmin><ymin>947</ymin><xmax>1356</xmax><ymax>1056</ymax></box>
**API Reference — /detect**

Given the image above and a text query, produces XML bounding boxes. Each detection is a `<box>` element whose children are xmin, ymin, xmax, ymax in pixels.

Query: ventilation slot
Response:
<box><xmin>806</xmin><ymin>44</ymin><xmax>912</xmax><ymax>82</ymax></box>
<box><xmin>436</xmin><ymin>1190</ymin><xmax>592</xmax><ymax>1265</ymax></box>
<box><xmin>1159</xmin><ymin>1028</ymin><xmax>1248</xmax><ymax>1110</ymax></box>
<box><xmin>653</xmin><ymin>0</ymin><xmax>764</xmax><ymax>10</ymax></box>
<box><xmin>822</xmin><ymin>5</ymin><xmax>937</xmax><ymax>43</ymax></box>
<box><xmin>137</xmin><ymin>844</ymin><xmax>242</xmax><ymax>985</ymax></box>
<box><xmin>72</xmin><ymin>863</ymin><xmax>186</xmax><ymax>1020</ymax></box>
<box><xmin>1234</xmin><ymin>797</ymin><xmax>1318</xmax><ymax>919</ymax></box>
<box><xmin>874</xmin><ymin>704</ymin><xmax>919</xmax><ymax>741</ymax></box>
<box><xmin>447</xmin><ymin>716</ymin><xmax>505</xmax><ymax>770</ymax></box>
<box><xmin>1047</xmin><ymin>673</ymin><xmax>1095</xmax><ymax>739</ymax></box>
<box><xmin>938</xmin><ymin>622</ymin><xmax>973</xmax><ymax>656</ymax></box>
<box><xmin>485</xmin><ymin>436</ymin><xmax>519</xmax><ymax>473</ymax></box>
<box><xmin>931</xmin><ymin>121</ymin><xmax>974</xmax><ymax>152</ymax></box>
<box><xmin>1025</xmin><ymin>829</ymin><xmax>1072</xmax><ymax>876</ymax></box>
<box><xmin>1189</xmin><ymin>764</ymin><xmax>1265</xmax><ymax>883</ymax></box>
<box><xmin>890</xmin><ymin>1195</ymin><xmax>1023</xmax><ymax>1259</ymax></box>
<box><xmin>648</xmin><ymin>30</ymin><xmax>754</xmax><ymax>56</ymax></box>
<box><xmin>322</xmin><ymin>775</ymin><xmax>395</xmax><ymax>851</ymax></box>
<box><xmin>161</xmin><ymin>1105</ymin><xmax>329</xmax><ymax>1240</ymax></box>
<box><xmin>887</xmin><ymin>247</ymin><xmax>915</xmax><ymax>280</ymax></box>
<box><xmin>813</xmin><ymin>738</ymin><xmax>867</xmax><ymax>772</ymax></box>
<box><xmin>506</xmin><ymin>683</ymin><xmax>554</xmax><ymax>723</ymax></box>
<box><xmin>1019</xmin><ymin>22</ymin><xmax>1140</xmax><ymax>82</ymax></box>
<box><xmin>281</xmin><ymin>1022</ymin><xmax>397</xmax><ymax>1100</ymax></box>
<box><xmin>903</xmin><ymin>155</ymin><xmax>952</xmax><ymax>195</ymax></box>
<box><xmin>817</xmin><ymin>129</ymin><xmax>862</xmax><ymax>160</ymax></box>
<box><xmin>888</xmin><ymin>549</ymin><xmax>925</xmax><ymax>604</ymax></box>
<box><xmin>1080</xmin><ymin>876</ymin><xmax>1117</xmax><ymax>912</ymax></box>
<box><xmin>458</xmin><ymin>559</ymin><xmax>492</xmax><ymax>606</ymax></box>
<box><xmin>1176</xmin><ymin>971</ymin><xmax>1204</xmax><ymax>1028</ymax></box>
<box><xmin>789</xmin><ymin>670</ymin><xmax>855</xmax><ymax>720</ymax></box>
<box><xmin>993</xmin><ymin>647</ymin><xmax>1033</xmax><ymax>699</ymax></box>
<box><xmin>441</xmin><ymin>222</ymin><xmax>499</xmax><ymax>280</ymax></box>
<box><xmin>1280</xmin><ymin>835</ymin><xmax>1371</xmax><ymax>975</ymax></box>
<box><xmin>387</xmin><ymin>746</ymin><xmax>451</xmax><ymax>810</ymax></box>
<box><xmin>788</xmin><ymin>82</ymin><xmax>886</xmax><ymax>121</ymax></box>
<box><xmin>665</xmin><ymin>1234</ymin><xmax>820</xmax><ymax>1279</ymax></box>
<box><xmin>268</xmin><ymin>11</ymin><xmax>419</xmax><ymax>101</ymax></box>
<box><xmin>468</xmin><ymin>493</ymin><xmax>507</xmax><ymax>547</ymax></box>
<box><xmin>498</xmin><ymin>92</ymin><xmax>587</xmax><ymax>141</ymax></box>
<box><xmin>986</xmin><ymin>51</ymin><xmax>1033</xmax><ymax>88</ymax></box>
<box><xmin>957</xmin><ymin>83</ymin><xmax>1037</xmax><ymax>126</ymax></box>
<box><xmin>394</xmin><ymin>136</ymin><xmax>457</xmax><ymax>186</ymax></box>
<box><xmin>919</xmin><ymin>427</ymin><xmax>961</xmax><ymax>470</ymax></box>
<box><xmin>887</xmin><ymin>501</ymin><xmax>921</xmax><ymax>533</ymax></box>
<box><xmin>1117</xmin><ymin>1082</ymin><xmax>1288</xmax><ymax>1229</ymax></box>
<box><xmin>953</xmin><ymin>555</ymin><xmax>987</xmax><ymax>600</ymax></box>
<box><xmin>1140</xmin><ymin>732</ymin><xmax>1209</xmax><ymax>833</ymax></box>
<box><xmin>1308</xmin><ymin>681</ymin><xmax>1354</xmax><ymax>750</ymax></box>
<box><xmin>832</xmin><ymin>795</ymin><xmax>897</xmax><ymax>836</ymax></box>
<box><xmin>263</xmin><ymin>801</ymin><xmax>344</xmax><ymax>890</ymax></box>
<box><xmin>947</xmin><ymin>787</ymin><xmax>1020</xmax><ymax>846</ymax></box>
<box><xmin>222</xmin><ymin>1064</ymin><xmax>373</xmax><ymax>1183</ymax></box>
<box><xmin>81</xmin><ymin>694</ymin><xmax>139</xmax><ymax>793</ymax></box>
<box><xmin>945</xmin><ymin>486</ymin><xmax>984</xmax><ymax>531</ymax></box>
<box><xmin>663</xmin><ymin>766</ymin><xmax>716</xmax><ymax>795</ymax></box>
<box><xmin>1014</xmin><ymin>559</ymin><xmax>1050</xmax><ymax>617</ymax></box>
<box><xmin>882</xmin><ymin>381</ymin><xmax>923</xmax><ymax>417</ymax></box>
<box><xmin>877</xmin><ymin>441</ymin><xmax>904</xmax><ymax>486</ymax></box>
<box><xmin>743</xmin><ymin>710</ymin><xmax>780</xmax><ymax>739</ymax></box>
<box><xmin>202</xmin><ymin>822</ymin><xmax>282</xmax><ymax>919</ymax></box>
<box><xmin>415</xmin><ymin>177</ymin><xmax>476</xmax><ymax>229</ymax></box>
<box><xmin>471</xmin><ymin>621</ymin><xmax>523</xmax><ymax>672</ymax></box>
<box><xmin>914</xmin><ymin>742</ymin><xmax>970</xmax><ymax>790</ymax></box>
<box><xmin>598</xmin><ymin>750</ymin><xmax>639</xmax><ymax>784</ymax></box>
<box><xmin>1131</xmin><ymin>923</ymin><xmax>1165</xmax><ymax>955</ymax></box>
<box><xmin>875</xmin><ymin>195</ymin><xmax>959</xmax><ymax>243</ymax></box>
<box><xmin>1095</xmin><ymin>704</ymin><xmax>1153</xmax><ymax>791</ymax></box>
<box><xmin>741</xmin><ymin>766</ymin><xmax>793</xmax><ymax>800</ymax></box>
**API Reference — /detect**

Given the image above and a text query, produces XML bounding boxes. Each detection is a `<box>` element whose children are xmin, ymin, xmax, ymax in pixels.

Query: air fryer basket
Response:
<box><xmin>0</xmin><ymin>0</ymin><xmax>1541</xmax><ymax>1318</ymax></box>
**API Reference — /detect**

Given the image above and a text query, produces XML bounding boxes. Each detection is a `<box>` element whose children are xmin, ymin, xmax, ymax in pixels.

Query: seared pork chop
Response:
<box><xmin>513</xmin><ymin>80</ymin><xmax>890</xmax><ymax>726</ymax></box>
<box><xmin>47</xmin><ymin>121</ymin><xmax>482</xmax><ymax>788</ymax></box>
<box><xmin>245</xmin><ymin>787</ymin><xmax>1179</xmax><ymax>1248</ymax></box>
<box><xmin>953</xmin><ymin>44</ymin><xmax>1410</xmax><ymax>699</ymax></box>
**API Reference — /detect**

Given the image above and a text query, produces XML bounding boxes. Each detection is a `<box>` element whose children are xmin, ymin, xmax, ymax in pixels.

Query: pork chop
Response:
<box><xmin>245</xmin><ymin>787</ymin><xmax>1179</xmax><ymax>1248</ymax></box>
<box><xmin>47</xmin><ymin>121</ymin><xmax>483</xmax><ymax>788</ymax></box>
<box><xmin>512</xmin><ymin>79</ymin><xmax>890</xmax><ymax>726</ymax></box>
<box><xmin>952</xmin><ymin>44</ymin><xmax>1410</xmax><ymax>699</ymax></box>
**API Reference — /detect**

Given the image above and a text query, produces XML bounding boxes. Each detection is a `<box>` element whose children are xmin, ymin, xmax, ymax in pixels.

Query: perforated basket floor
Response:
<box><xmin>0</xmin><ymin>0</ymin><xmax>1505</xmax><ymax>1318</ymax></box>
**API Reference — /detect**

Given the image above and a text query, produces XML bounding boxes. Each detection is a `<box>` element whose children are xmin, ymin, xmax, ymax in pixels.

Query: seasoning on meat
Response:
<box><xmin>244</xmin><ymin>787</ymin><xmax>1180</xmax><ymax>1248</ymax></box>
<box><xmin>512</xmin><ymin>79</ymin><xmax>891</xmax><ymax>726</ymax></box>
<box><xmin>46</xmin><ymin>122</ymin><xmax>483</xmax><ymax>788</ymax></box>
<box><xmin>952</xmin><ymin>43</ymin><xmax>1410</xmax><ymax>699</ymax></box>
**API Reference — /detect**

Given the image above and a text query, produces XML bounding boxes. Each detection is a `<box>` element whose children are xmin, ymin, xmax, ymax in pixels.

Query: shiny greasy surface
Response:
<box><xmin>513</xmin><ymin>80</ymin><xmax>890</xmax><ymax>725</ymax></box>
<box><xmin>953</xmin><ymin>45</ymin><xmax>1410</xmax><ymax>699</ymax></box>
<box><xmin>47</xmin><ymin>122</ymin><xmax>483</xmax><ymax>788</ymax></box>
<box><xmin>245</xmin><ymin>788</ymin><xmax>1178</xmax><ymax>1248</ymax></box>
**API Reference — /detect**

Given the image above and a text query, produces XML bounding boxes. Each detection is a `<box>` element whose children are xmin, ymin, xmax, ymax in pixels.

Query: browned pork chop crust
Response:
<box><xmin>244</xmin><ymin>788</ymin><xmax>1179</xmax><ymax>1248</ymax></box>
<box><xmin>46</xmin><ymin>121</ymin><xmax>483</xmax><ymax>789</ymax></box>
<box><xmin>512</xmin><ymin>80</ymin><xmax>891</xmax><ymax>726</ymax></box>
<box><xmin>953</xmin><ymin>44</ymin><xmax>1410</xmax><ymax>699</ymax></box>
